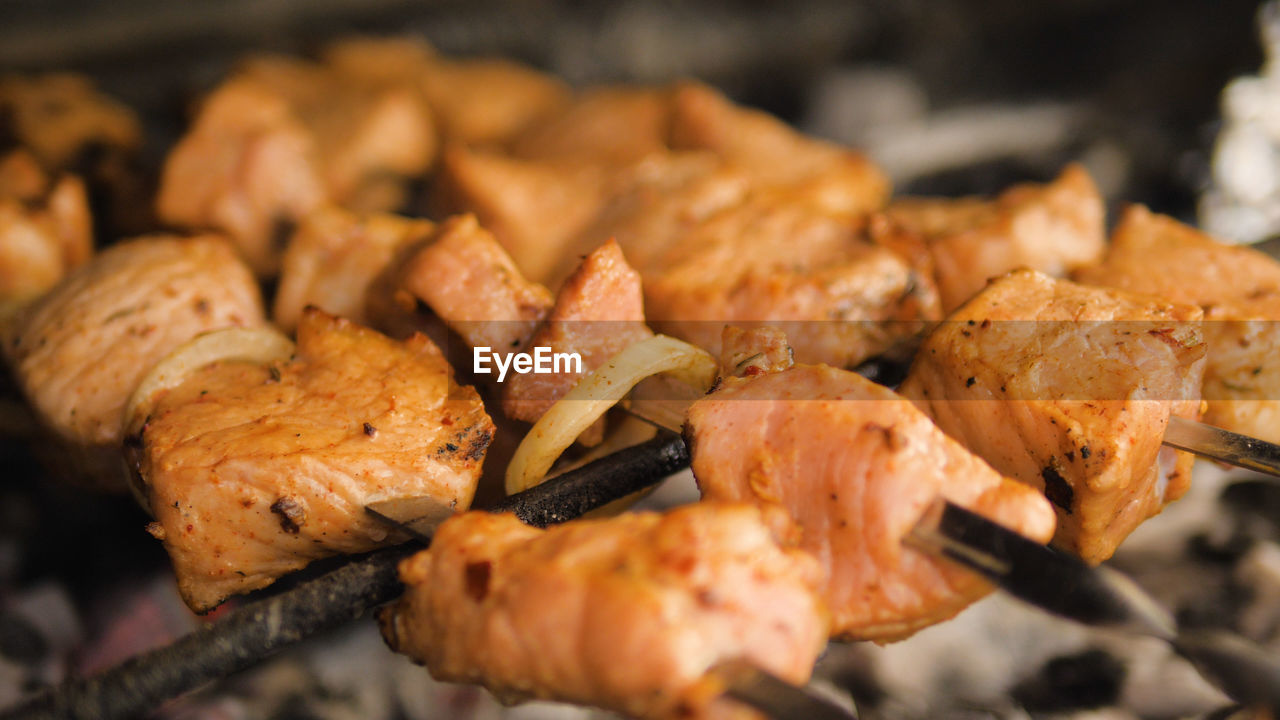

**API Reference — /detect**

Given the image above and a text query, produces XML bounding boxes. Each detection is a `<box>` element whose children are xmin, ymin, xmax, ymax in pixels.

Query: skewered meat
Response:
<box><xmin>667</xmin><ymin>82</ymin><xmax>890</xmax><ymax>217</ymax></box>
<box><xmin>431</xmin><ymin>145</ymin><xmax>613</xmax><ymax>283</ymax></box>
<box><xmin>399</xmin><ymin>213</ymin><xmax>553</xmax><ymax>354</ymax></box>
<box><xmin>273</xmin><ymin>206</ymin><xmax>435</xmax><ymax>333</ymax></box>
<box><xmin>0</xmin><ymin>73</ymin><xmax>140</xmax><ymax>172</ymax></box>
<box><xmin>324</xmin><ymin>37</ymin><xmax>570</xmax><ymax>149</ymax></box>
<box><xmin>3</xmin><ymin>235</ymin><xmax>263</xmax><ymax>488</ymax></box>
<box><xmin>0</xmin><ymin>150</ymin><xmax>92</xmax><ymax>304</ymax></box>
<box><xmin>509</xmin><ymin>86</ymin><xmax>673</xmax><ymax>164</ymax></box>
<box><xmin>1076</xmin><ymin>206</ymin><xmax>1280</xmax><ymax>445</ymax></box>
<box><xmin>380</xmin><ymin>502</ymin><xmax>828</xmax><ymax>720</ymax></box>
<box><xmin>687</xmin><ymin>326</ymin><xmax>1056</xmax><ymax>641</ymax></box>
<box><xmin>510</xmin><ymin>82</ymin><xmax>890</xmax><ymax>217</ymax></box>
<box><xmin>900</xmin><ymin>269</ymin><xmax>1206</xmax><ymax>562</ymax></box>
<box><xmin>0</xmin><ymin>72</ymin><xmax>149</xmax><ymax>236</ymax></box>
<box><xmin>501</xmin><ymin>239</ymin><xmax>652</xmax><ymax>439</ymax></box>
<box><xmin>129</xmin><ymin>309</ymin><xmax>493</xmax><ymax>612</ymax></box>
<box><xmin>156</xmin><ymin>79</ymin><xmax>326</xmax><ymax>276</ymax></box>
<box><xmin>576</xmin><ymin>154</ymin><xmax>938</xmax><ymax>367</ymax></box>
<box><xmin>235</xmin><ymin>54</ymin><xmax>436</xmax><ymax>212</ymax></box>
<box><xmin>875</xmin><ymin>164</ymin><xmax>1104</xmax><ymax>312</ymax></box>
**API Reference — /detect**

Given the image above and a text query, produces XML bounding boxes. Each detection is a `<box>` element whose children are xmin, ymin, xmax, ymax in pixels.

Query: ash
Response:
<box><xmin>1202</xmin><ymin>2</ymin><xmax>1280</xmax><ymax>244</ymax></box>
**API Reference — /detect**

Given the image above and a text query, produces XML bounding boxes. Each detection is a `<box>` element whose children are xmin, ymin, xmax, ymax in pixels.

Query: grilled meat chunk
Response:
<box><xmin>399</xmin><ymin>214</ymin><xmax>554</xmax><ymax>354</ymax></box>
<box><xmin>1076</xmin><ymin>206</ymin><xmax>1280</xmax><ymax>445</ymax></box>
<box><xmin>4</xmin><ymin>235</ymin><xmax>263</xmax><ymax>489</ymax></box>
<box><xmin>235</xmin><ymin>54</ymin><xmax>436</xmax><ymax>211</ymax></box>
<box><xmin>900</xmin><ymin>269</ymin><xmax>1206</xmax><ymax>562</ymax></box>
<box><xmin>687</xmin><ymin>327</ymin><xmax>1055</xmax><ymax>641</ymax></box>
<box><xmin>381</xmin><ymin>503</ymin><xmax>828</xmax><ymax>720</ymax></box>
<box><xmin>0</xmin><ymin>73</ymin><xmax>141</xmax><ymax>171</ymax></box>
<box><xmin>0</xmin><ymin>73</ymin><xmax>148</xmax><ymax>236</ymax></box>
<box><xmin>431</xmin><ymin>145</ymin><xmax>612</xmax><ymax>283</ymax></box>
<box><xmin>668</xmin><ymin>82</ymin><xmax>890</xmax><ymax>217</ymax></box>
<box><xmin>510</xmin><ymin>86</ymin><xmax>673</xmax><ymax>164</ymax></box>
<box><xmin>0</xmin><ymin>150</ymin><xmax>92</xmax><ymax>304</ymax></box>
<box><xmin>156</xmin><ymin>80</ymin><xmax>326</xmax><ymax>276</ymax></box>
<box><xmin>878</xmin><ymin>165</ymin><xmax>1104</xmax><ymax>312</ymax></box>
<box><xmin>502</xmin><ymin>240</ymin><xmax>652</xmax><ymax>438</ymax></box>
<box><xmin>273</xmin><ymin>206</ymin><xmax>435</xmax><ymax>333</ymax></box>
<box><xmin>131</xmin><ymin>309</ymin><xmax>493</xmax><ymax>612</ymax></box>
<box><xmin>324</xmin><ymin>37</ymin><xmax>570</xmax><ymax>149</ymax></box>
<box><xmin>578</xmin><ymin>154</ymin><xmax>938</xmax><ymax>367</ymax></box>
<box><xmin>510</xmin><ymin>81</ymin><xmax>890</xmax><ymax>216</ymax></box>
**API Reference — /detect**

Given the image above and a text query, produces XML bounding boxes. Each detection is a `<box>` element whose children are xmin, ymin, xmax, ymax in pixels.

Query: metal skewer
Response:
<box><xmin>364</xmin><ymin>508</ymin><xmax>859</xmax><ymax>720</ymax></box>
<box><xmin>906</xmin><ymin>498</ymin><xmax>1280</xmax><ymax>716</ymax></box>
<box><xmin>1163</xmin><ymin>416</ymin><xmax>1280</xmax><ymax>478</ymax></box>
<box><xmin>623</xmin><ymin>399</ymin><xmax>1280</xmax><ymax>713</ymax></box>
<box><xmin>626</xmin><ymin>386</ymin><xmax>1280</xmax><ymax>481</ymax></box>
<box><xmin>1</xmin><ymin>433</ymin><xmax>691</xmax><ymax>720</ymax></box>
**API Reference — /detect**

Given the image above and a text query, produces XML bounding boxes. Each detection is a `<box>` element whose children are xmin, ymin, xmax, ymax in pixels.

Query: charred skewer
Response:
<box><xmin>0</xmin><ymin>433</ymin><xmax>690</xmax><ymax>720</ymax></box>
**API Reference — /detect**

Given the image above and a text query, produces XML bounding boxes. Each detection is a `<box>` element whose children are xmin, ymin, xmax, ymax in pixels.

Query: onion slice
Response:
<box><xmin>505</xmin><ymin>334</ymin><xmax>717</xmax><ymax>495</ymax></box>
<box><xmin>124</xmin><ymin>326</ymin><xmax>296</xmax><ymax>431</ymax></box>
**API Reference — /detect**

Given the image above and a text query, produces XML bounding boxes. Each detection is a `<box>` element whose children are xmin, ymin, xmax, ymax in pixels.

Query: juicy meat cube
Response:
<box><xmin>502</xmin><ymin>240</ymin><xmax>653</xmax><ymax>436</ymax></box>
<box><xmin>399</xmin><ymin>214</ymin><xmax>554</xmax><ymax>354</ymax></box>
<box><xmin>0</xmin><ymin>73</ymin><xmax>141</xmax><ymax>171</ymax></box>
<box><xmin>878</xmin><ymin>164</ymin><xmax>1104</xmax><ymax>312</ymax></box>
<box><xmin>900</xmin><ymin>269</ymin><xmax>1206</xmax><ymax>562</ymax></box>
<box><xmin>580</xmin><ymin>156</ymin><xmax>939</xmax><ymax>367</ymax></box>
<box><xmin>1076</xmin><ymin>206</ymin><xmax>1280</xmax><ymax>444</ymax></box>
<box><xmin>417</xmin><ymin>59</ymin><xmax>571</xmax><ymax>148</ymax></box>
<box><xmin>133</xmin><ymin>309</ymin><xmax>493</xmax><ymax>612</ymax></box>
<box><xmin>687</xmin><ymin>336</ymin><xmax>1055</xmax><ymax>641</ymax></box>
<box><xmin>509</xmin><ymin>86</ymin><xmax>673</xmax><ymax>164</ymax></box>
<box><xmin>380</xmin><ymin>503</ymin><xmax>828</xmax><ymax>720</ymax></box>
<box><xmin>273</xmin><ymin>206</ymin><xmax>436</xmax><ymax>333</ymax></box>
<box><xmin>431</xmin><ymin>145</ymin><xmax>613</xmax><ymax>283</ymax></box>
<box><xmin>5</xmin><ymin>235</ymin><xmax>263</xmax><ymax>451</ymax></box>
<box><xmin>156</xmin><ymin>80</ymin><xmax>327</xmax><ymax>277</ymax></box>
<box><xmin>0</xmin><ymin>150</ymin><xmax>92</xmax><ymax>303</ymax></box>
<box><xmin>236</xmin><ymin>54</ymin><xmax>436</xmax><ymax>209</ymax></box>
<box><xmin>668</xmin><ymin>82</ymin><xmax>891</xmax><ymax>217</ymax></box>
<box><xmin>324</xmin><ymin>37</ymin><xmax>570</xmax><ymax>148</ymax></box>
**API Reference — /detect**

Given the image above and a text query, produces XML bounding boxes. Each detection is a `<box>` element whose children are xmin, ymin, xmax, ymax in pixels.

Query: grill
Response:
<box><xmin>0</xmin><ymin>2</ymin><xmax>1275</xmax><ymax>719</ymax></box>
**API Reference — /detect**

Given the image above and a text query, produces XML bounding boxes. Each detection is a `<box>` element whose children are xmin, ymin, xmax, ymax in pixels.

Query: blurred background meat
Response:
<box><xmin>0</xmin><ymin>1</ymin><xmax>1274</xmax><ymax>719</ymax></box>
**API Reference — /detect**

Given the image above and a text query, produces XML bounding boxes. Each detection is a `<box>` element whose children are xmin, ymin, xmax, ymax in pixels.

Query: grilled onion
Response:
<box><xmin>505</xmin><ymin>334</ymin><xmax>716</xmax><ymax>495</ymax></box>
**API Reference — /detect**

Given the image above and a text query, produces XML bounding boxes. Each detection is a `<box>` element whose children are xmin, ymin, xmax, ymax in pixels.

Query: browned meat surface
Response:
<box><xmin>900</xmin><ymin>269</ymin><xmax>1206</xmax><ymax>562</ymax></box>
<box><xmin>0</xmin><ymin>73</ymin><xmax>149</xmax><ymax>235</ymax></box>
<box><xmin>324</xmin><ymin>37</ymin><xmax>570</xmax><ymax>148</ymax></box>
<box><xmin>0</xmin><ymin>74</ymin><xmax>141</xmax><ymax>171</ymax></box>
<box><xmin>878</xmin><ymin>165</ymin><xmax>1105</xmax><ymax>312</ymax></box>
<box><xmin>381</xmin><ymin>502</ymin><xmax>827</xmax><ymax>720</ymax></box>
<box><xmin>1076</xmin><ymin>206</ymin><xmax>1280</xmax><ymax>445</ymax></box>
<box><xmin>668</xmin><ymin>82</ymin><xmax>890</xmax><ymax>217</ymax></box>
<box><xmin>502</xmin><ymin>240</ymin><xmax>653</xmax><ymax>438</ymax></box>
<box><xmin>3</xmin><ymin>235</ymin><xmax>263</xmax><ymax>487</ymax></box>
<box><xmin>687</xmin><ymin>327</ymin><xmax>1055</xmax><ymax>641</ymax></box>
<box><xmin>156</xmin><ymin>80</ymin><xmax>326</xmax><ymax>276</ymax></box>
<box><xmin>576</xmin><ymin>154</ymin><xmax>938</xmax><ymax>367</ymax></box>
<box><xmin>399</xmin><ymin>214</ymin><xmax>554</xmax><ymax>353</ymax></box>
<box><xmin>508</xmin><ymin>82</ymin><xmax>890</xmax><ymax>218</ymax></box>
<box><xmin>131</xmin><ymin>309</ymin><xmax>493</xmax><ymax>612</ymax></box>
<box><xmin>0</xmin><ymin>150</ymin><xmax>92</xmax><ymax>304</ymax></box>
<box><xmin>273</xmin><ymin>206</ymin><xmax>436</xmax><ymax>333</ymax></box>
<box><xmin>431</xmin><ymin>145</ymin><xmax>613</xmax><ymax>283</ymax></box>
<box><xmin>236</xmin><ymin>54</ymin><xmax>436</xmax><ymax>210</ymax></box>
<box><xmin>509</xmin><ymin>86</ymin><xmax>673</xmax><ymax>164</ymax></box>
